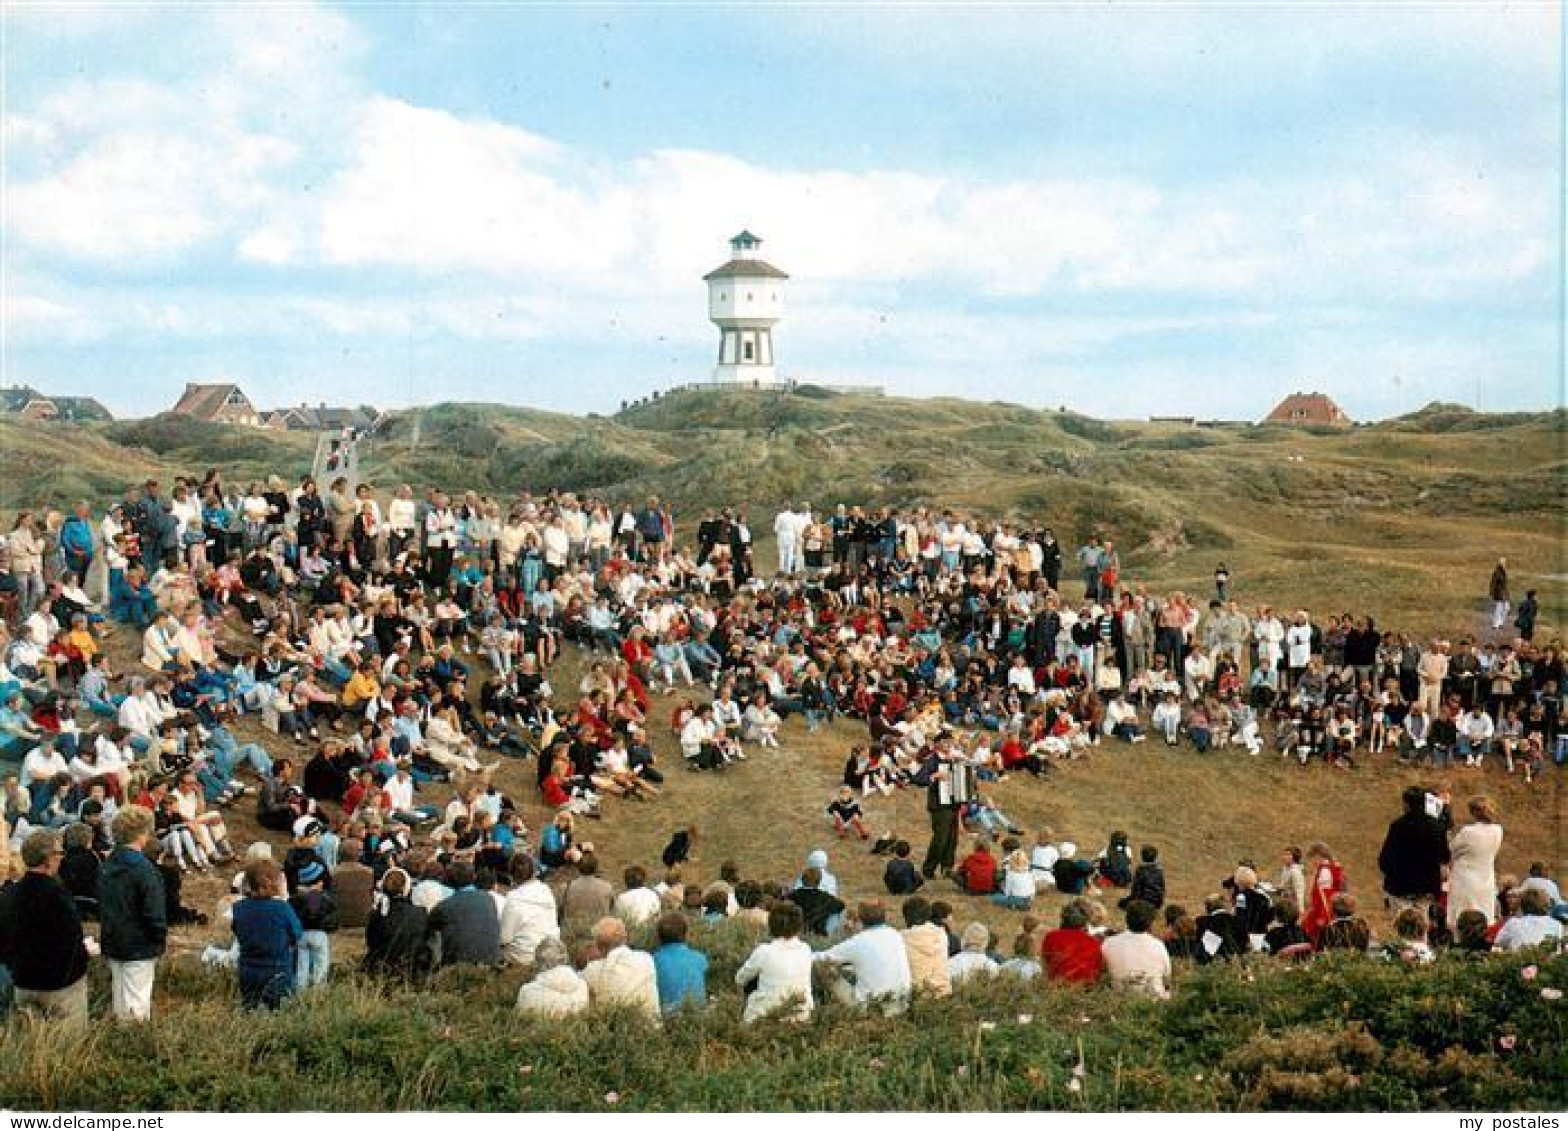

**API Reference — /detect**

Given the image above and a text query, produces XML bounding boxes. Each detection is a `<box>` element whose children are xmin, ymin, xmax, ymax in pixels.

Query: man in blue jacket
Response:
<box><xmin>651</xmin><ymin>912</ymin><xmax>708</xmax><ymax>1015</ymax></box>
<box><xmin>97</xmin><ymin>806</ymin><xmax>167</xmax><ymax>1020</ymax></box>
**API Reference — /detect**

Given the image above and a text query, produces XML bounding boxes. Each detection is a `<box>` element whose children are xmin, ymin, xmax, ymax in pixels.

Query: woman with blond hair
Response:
<box><xmin>1448</xmin><ymin>795</ymin><xmax>1503</xmax><ymax>929</ymax></box>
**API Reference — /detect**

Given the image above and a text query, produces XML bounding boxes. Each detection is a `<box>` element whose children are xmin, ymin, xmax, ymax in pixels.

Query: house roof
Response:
<box><xmin>703</xmin><ymin>257</ymin><xmax>790</xmax><ymax>281</ymax></box>
<box><xmin>171</xmin><ymin>382</ymin><xmax>252</xmax><ymax>418</ymax></box>
<box><xmin>51</xmin><ymin>396</ymin><xmax>113</xmax><ymax>422</ymax></box>
<box><xmin>0</xmin><ymin>386</ymin><xmax>44</xmax><ymax>413</ymax></box>
<box><xmin>0</xmin><ymin>386</ymin><xmax>113</xmax><ymax>421</ymax></box>
<box><xmin>1263</xmin><ymin>392</ymin><xmax>1352</xmax><ymax>425</ymax></box>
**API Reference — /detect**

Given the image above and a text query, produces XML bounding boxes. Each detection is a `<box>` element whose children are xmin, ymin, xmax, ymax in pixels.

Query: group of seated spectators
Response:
<box><xmin>0</xmin><ymin>472</ymin><xmax>1560</xmax><ymax>1023</ymax></box>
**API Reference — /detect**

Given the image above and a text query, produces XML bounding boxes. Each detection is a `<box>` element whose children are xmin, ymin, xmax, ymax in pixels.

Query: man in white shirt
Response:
<box><xmin>581</xmin><ymin>917</ymin><xmax>661</xmax><ymax>1024</ymax></box>
<box><xmin>773</xmin><ymin>508</ymin><xmax>799</xmax><ymax>575</ymax></box>
<box><xmin>815</xmin><ymin>900</ymin><xmax>913</xmax><ymax>1014</ymax></box>
<box><xmin>1493</xmin><ymin>889</ymin><xmax>1564</xmax><ymax>951</ymax></box>
<box><xmin>1101</xmin><ymin>900</ymin><xmax>1172</xmax><ymax>999</ymax></box>
<box><xmin>1005</xmin><ymin>655</ymin><xmax>1038</xmax><ymax>698</ymax></box>
<box><xmin>1458</xmin><ymin>707</ymin><xmax>1496</xmax><ymax>766</ymax></box>
<box><xmin>612</xmin><ymin>865</ymin><xmax>664</xmax><ymax>928</ymax></box>
<box><xmin>1285</xmin><ymin>611</ymin><xmax>1313</xmax><ymax>688</ymax></box>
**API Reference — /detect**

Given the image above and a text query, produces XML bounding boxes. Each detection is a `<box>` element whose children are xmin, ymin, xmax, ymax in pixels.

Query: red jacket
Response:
<box><xmin>1042</xmin><ymin>927</ymin><xmax>1106</xmax><ymax>985</ymax></box>
<box><xmin>956</xmin><ymin>848</ymin><xmax>998</xmax><ymax>894</ymax></box>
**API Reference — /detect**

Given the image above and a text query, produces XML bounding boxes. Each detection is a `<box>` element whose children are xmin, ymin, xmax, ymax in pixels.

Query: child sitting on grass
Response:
<box><xmin>826</xmin><ymin>786</ymin><xmax>870</xmax><ymax>840</ymax></box>
<box><xmin>991</xmin><ymin>849</ymin><xmax>1035</xmax><ymax>910</ymax></box>
<box><xmin>883</xmin><ymin>840</ymin><xmax>924</xmax><ymax>895</ymax></box>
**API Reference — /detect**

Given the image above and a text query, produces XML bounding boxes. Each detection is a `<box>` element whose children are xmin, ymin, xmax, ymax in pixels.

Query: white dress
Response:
<box><xmin>1447</xmin><ymin>821</ymin><xmax>1503</xmax><ymax>928</ymax></box>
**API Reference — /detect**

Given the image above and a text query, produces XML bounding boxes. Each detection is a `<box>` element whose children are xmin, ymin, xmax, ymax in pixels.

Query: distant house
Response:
<box><xmin>170</xmin><ymin>382</ymin><xmax>262</xmax><ymax>426</ymax></box>
<box><xmin>0</xmin><ymin>385</ymin><xmax>113</xmax><ymax>423</ymax></box>
<box><xmin>1263</xmin><ymin>392</ymin><xmax>1352</xmax><ymax>427</ymax></box>
<box><xmin>263</xmin><ymin>403</ymin><xmax>384</xmax><ymax>433</ymax></box>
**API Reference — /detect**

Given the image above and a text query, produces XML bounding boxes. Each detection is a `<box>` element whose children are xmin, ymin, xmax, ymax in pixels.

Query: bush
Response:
<box><xmin>1</xmin><ymin>949</ymin><xmax>1561</xmax><ymax>1111</ymax></box>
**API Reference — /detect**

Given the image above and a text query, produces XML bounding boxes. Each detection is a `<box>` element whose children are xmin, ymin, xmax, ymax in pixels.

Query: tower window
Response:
<box><xmin>743</xmin><ymin>342</ymin><xmax>755</xmax><ymax>361</ymax></box>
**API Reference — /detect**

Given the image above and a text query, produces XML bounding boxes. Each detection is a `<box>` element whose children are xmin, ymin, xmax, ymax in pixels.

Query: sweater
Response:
<box><xmin>232</xmin><ymin>897</ymin><xmax>303</xmax><ymax>974</ymax></box>
<box><xmin>0</xmin><ymin>872</ymin><xmax>90</xmax><ymax>990</ymax></box>
<box><xmin>428</xmin><ymin>887</ymin><xmax>501</xmax><ymax>967</ymax></box>
<box><xmin>364</xmin><ymin>898</ymin><xmax>429</xmax><ymax>976</ymax></box>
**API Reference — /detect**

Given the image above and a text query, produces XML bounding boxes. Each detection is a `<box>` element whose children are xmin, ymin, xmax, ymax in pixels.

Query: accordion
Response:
<box><xmin>938</xmin><ymin>759</ymin><xmax>974</xmax><ymax>806</ymax></box>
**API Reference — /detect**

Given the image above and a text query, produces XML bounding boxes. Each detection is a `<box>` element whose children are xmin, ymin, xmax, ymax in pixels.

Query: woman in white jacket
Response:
<box><xmin>1448</xmin><ymin>795</ymin><xmax>1504</xmax><ymax>929</ymax></box>
<box><xmin>516</xmin><ymin>937</ymin><xmax>589</xmax><ymax>1018</ymax></box>
<box><xmin>735</xmin><ymin>902</ymin><xmax>814</xmax><ymax>1024</ymax></box>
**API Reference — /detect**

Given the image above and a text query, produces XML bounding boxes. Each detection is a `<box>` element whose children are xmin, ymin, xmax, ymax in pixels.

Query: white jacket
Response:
<box><xmin>500</xmin><ymin>881</ymin><xmax>561</xmax><ymax>966</ymax></box>
<box><xmin>583</xmin><ymin>946</ymin><xmax>661</xmax><ymax>1023</ymax></box>
<box><xmin>516</xmin><ymin>965</ymin><xmax>590</xmax><ymax>1018</ymax></box>
<box><xmin>735</xmin><ymin>938</ymin><xmax>814</xmax><ymax>1023</ymax></box>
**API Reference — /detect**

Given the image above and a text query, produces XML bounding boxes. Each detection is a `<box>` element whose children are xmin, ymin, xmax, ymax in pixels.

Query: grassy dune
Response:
<box><xmin>1</xmin><ymin>389</ymin><xmax>1564</xmax><ymax>1110</ymax></box>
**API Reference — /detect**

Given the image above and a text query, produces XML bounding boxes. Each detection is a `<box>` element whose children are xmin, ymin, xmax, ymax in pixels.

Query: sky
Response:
<box><xmin>2</xmin><ymin>2</ymin><xmax>1562</xmax><ymax>421</ymax></box>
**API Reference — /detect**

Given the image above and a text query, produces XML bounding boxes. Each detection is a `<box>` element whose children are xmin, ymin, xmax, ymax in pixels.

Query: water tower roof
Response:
<box><xmin>704</xmin><ymin>258</ymin><xmax>789</xmax><ymax>281</ymax></box>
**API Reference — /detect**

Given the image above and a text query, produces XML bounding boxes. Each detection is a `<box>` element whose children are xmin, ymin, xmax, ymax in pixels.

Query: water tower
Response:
<box><xmin>704</xmin><ymin>230</ymin><xmax>788</xmax><ymax>385</ymax></box>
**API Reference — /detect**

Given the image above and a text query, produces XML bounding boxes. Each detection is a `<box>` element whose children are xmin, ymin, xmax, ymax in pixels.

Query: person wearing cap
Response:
<box><xmin>0</xmin><ymin>830</ymin><xmax>91</xmax><ymax>1021</ymax></box>
<box><xmin>231</xmin><ymin>858</ymin><xmax>302</xmax><ymax>1010</ymax></box>
<box><xmin>289</xmin><ymin>857</ymin><xmax>338</xmax><ymax>989</ymax></box>
<box><xmin>284</xmin><ymin>816</ymin><xmax>331</xmax><ymax>895</ymax></box>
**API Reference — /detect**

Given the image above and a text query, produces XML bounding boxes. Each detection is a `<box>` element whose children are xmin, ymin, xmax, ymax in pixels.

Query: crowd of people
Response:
<box><xmin>0</xmin><ymin>471</ymin><xmax>1561</xmax><ymax>1023</ymax></box>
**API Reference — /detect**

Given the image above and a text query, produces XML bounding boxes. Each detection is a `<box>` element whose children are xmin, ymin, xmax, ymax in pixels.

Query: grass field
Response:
<box><xmin>1</xmin><ymin>388</ymin><xmax>1563</xmax><ymax>1110</ymax></box>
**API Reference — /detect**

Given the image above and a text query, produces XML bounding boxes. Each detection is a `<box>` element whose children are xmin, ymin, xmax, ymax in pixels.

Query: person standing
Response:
<box><xmin>1301</xmin><ymin>842</ymin><xmax>1346</xmax><ymax>944</ymax></box>
<box><xmin>1448</xmin><ymin>796</ymin><xmax>1504</xmax><ymax>930</ymax></box>
<box><xmin>97</xmin><ymin>806</ymin><xmax>167</xmax><ymax>1020</ymax></box>
<box><xmin>1515</xmin><ymin>590</ymin><xmax>1539</xmax><ymax>642</ymax></box>
<box><xmin>1488</xmin><ymin>559</ymin><xmax>1510</xmax><ymax>631</ymax></box>
<box><xmin>913</xmin><ymin>741</ymin><xmax>962</xmax><ymax>880</ymax></box>
<box><xmin>0</xmin><ymin>831</ymin><xmax>92</xmax><ymax>1021</ymax></box>
<box><xmin>1378</xmin><ymin>787</ymin><xmax>1450</xmax><ymax>914</ymax></box>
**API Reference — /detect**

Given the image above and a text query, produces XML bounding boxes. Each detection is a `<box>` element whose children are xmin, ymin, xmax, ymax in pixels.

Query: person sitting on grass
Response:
<box><xmin>515</xmin><ymin>936</ymin><xmax>590</xmax><ymax>1018</ymax></box>
<box><xmin>827</xmin><ymin>785</ymin><xmax>870</xmax><ymax>840</ymax></box>
<box><xmin>1101</xmin><ymin>899</ymin><xmax>1172</xmax><ymax>999</ymax></box>
<box><xmin>1122</xmin><ymin>845</ymin><xmax>1166</xmax><ymax>910</ymax></box>
<box><xmin>954</xmin><ymin>837</ymin><xmax>998</xmax><ymax>895</ymax></box>
<box><xmin>883</xmin><ymin>840</ymin><xmax>924</xmax><ymax>896</ymax></box>
<box><xmin>991</xmin><ymin>848</ymin><xmax>1035</xmax><ymax>910</ymax></box>
<box><xmin>1318</xmin><ymin>893</ymin><xmax>1372</xmax><ymax>953</ymax></box>
<box><xmin>1151</xmin><ymin>692</ymin><xmax>1182</xmax><ymax>746</ymax></box>
<box><xmin>231</xmin><ymin>858</ymin><xmax>302</xmax><ymax>1011</ymax></box>
<box><xmin>1041</xmin><ymin>900</ymin><xmax>1105</xmax><ymax>986</ymax></box>
<box><xmin>735</xmin><ymin>901</ymin><xmax>814</xmax><ymax>1024</ymax></box>
<box><xmin>1262</xmin><ymin>898</ymin><xmax>1313</xmax><ymax>957</ymax></box>
<box><xmin>947</xmin><ymin>922</ymin><xmax>999</xmax><ymax>985</ymax></box>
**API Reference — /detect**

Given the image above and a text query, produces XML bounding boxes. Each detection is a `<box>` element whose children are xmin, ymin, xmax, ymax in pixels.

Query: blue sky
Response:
<box><xmin>3</xmin><ymin>3</ymin><xmax>1561</xmax><ymax>420</ymax></box>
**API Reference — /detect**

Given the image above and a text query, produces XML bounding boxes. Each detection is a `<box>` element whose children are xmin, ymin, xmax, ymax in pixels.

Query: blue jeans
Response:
<box><xmin>84</xmin><ymin>693</ymin><xmax>123</xmax><ymax>719</ymax></box>
<box><xmin>210</xmin><ymin>727</ymin><xmax>273</xmax><ymax>777</ymax></box>
<box><xmin>991</xmin><ymin>893</ymin><xmax>1032</xmax><ymax>910</ymax></box>
<box><xmin>296</xmin><ymin>931</ymin><xmax>331</xmax><ymax>988</ymax></box>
